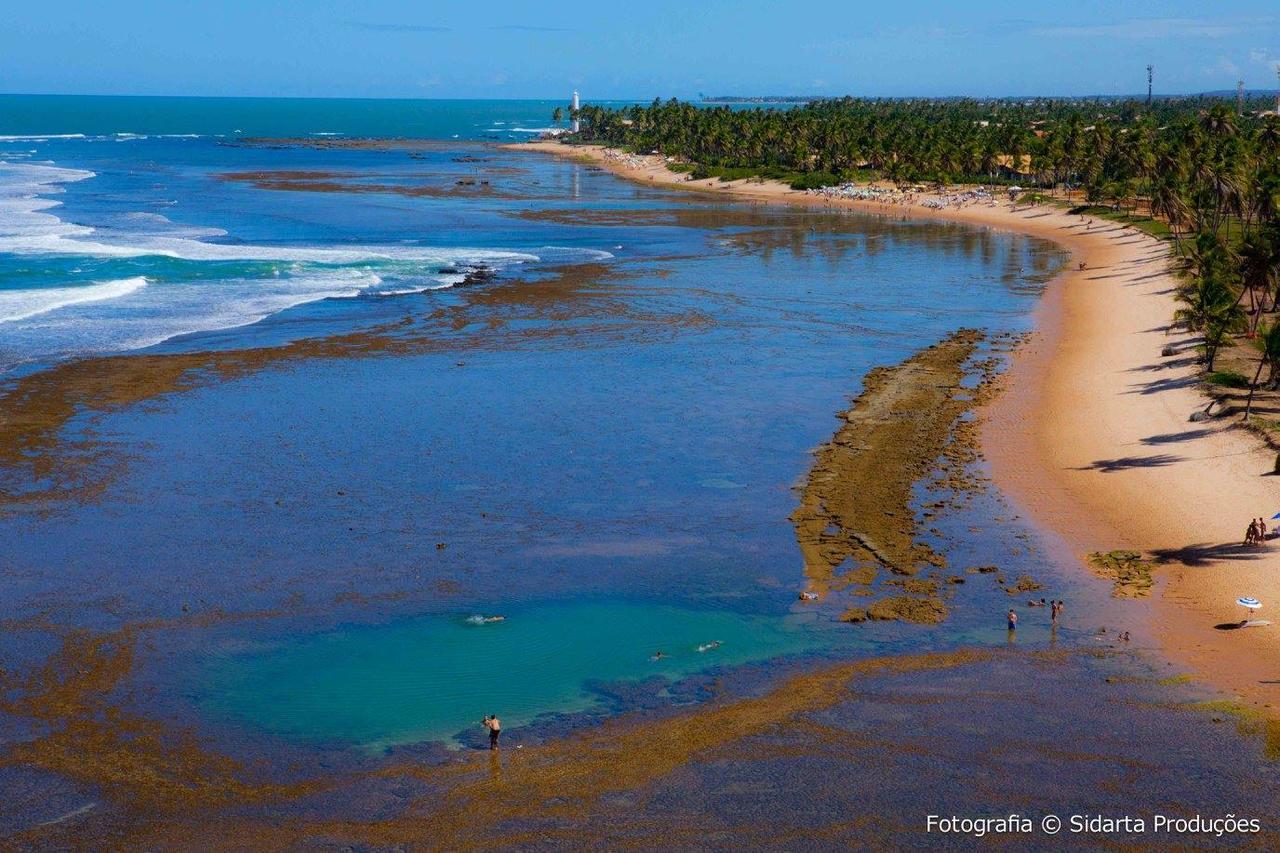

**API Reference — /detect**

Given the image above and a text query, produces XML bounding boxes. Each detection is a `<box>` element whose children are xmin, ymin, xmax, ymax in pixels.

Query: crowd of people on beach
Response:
<box><xmin>599</xmin><ymin>148</ymin><xmax>661</xmax><ymax>171</ymax></box>
<box><xmin>805</xmin><ymin>182</ymin><xmax>997</xmax><ymax>210</ymax></box>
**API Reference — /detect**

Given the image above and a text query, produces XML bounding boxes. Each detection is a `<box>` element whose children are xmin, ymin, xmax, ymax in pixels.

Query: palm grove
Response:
<box><xmin>567</xmin><ymin>96</ymin><xmax>1280</xmax><ymax>418</ymax></box>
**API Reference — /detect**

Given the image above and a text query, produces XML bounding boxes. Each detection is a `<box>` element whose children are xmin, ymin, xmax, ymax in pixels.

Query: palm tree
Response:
<box><xmin>1174</xmin><ymin>272</ymin><xmax>1246</xmax><ymax>370</ymax></box>
<box><xmin>1244</xmin><ymin>321</ymin><xmax>1280</xmax><ymax>420</ymax></box>
<box><xmin>1239</xmin><ymin>232</ymin><xmax>1279</xmax><ymax>333</ymax></box>
<box><xmin>1150</xmin><ymin>178</ymin><xmax>1190</xmax><ymax>252</ymax></box>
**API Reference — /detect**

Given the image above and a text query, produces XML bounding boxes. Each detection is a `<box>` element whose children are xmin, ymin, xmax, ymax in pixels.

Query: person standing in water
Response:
<box><xmin>483</xmin><ymin>714</ymin><xmax>501</xmax><ymax>750</ymax></box>
<box><xmin>1007</xmin><ymin>609</ymin><xmax>1018</xmax><ymax>632</ymax></box>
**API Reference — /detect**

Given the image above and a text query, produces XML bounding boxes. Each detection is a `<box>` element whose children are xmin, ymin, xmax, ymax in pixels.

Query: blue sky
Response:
<box><xmin>3</xmin><ymin>0</ymin><xmax>1278</xmax><ymax>99</ymax></box>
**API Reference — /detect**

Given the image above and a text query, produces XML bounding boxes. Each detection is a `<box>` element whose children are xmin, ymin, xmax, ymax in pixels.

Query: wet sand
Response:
<box><xmin>511</xmin><ymin>141</ymin><xmax>1280</xmax><ymax>720</ymax></box>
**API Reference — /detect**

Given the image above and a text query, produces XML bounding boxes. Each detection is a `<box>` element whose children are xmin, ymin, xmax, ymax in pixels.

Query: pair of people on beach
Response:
<box><xmin>1245</xmin><ymin>517</ymin><xmax>1269</xmax><ymax>546</ymax></box>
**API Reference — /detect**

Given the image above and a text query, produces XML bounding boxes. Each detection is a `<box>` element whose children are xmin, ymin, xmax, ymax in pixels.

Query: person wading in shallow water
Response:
<box><xmin>483</xmin><ymin>714</ymin><xmax>501</xmax><ymax>749</ymax></box>
<box><xmin>1007</xmin><ymin>609</ymin><xmax>1018</xmax><ymax>632</ymax></box>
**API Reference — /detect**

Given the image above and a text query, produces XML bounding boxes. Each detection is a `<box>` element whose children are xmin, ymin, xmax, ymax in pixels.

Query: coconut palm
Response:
<box><xmin>1239</xmin><ymin>232</ymin><xmax>1279</xmax><ymax>332</ymax></box>
<box><xmin>1174</xmin><ymin>272</ymin><xmax>1246</xmax><ymax>370</ymax></box>
<box><xmin>1244</xmin><ymin>320</ymin><xmax>1280</xmax><ymax>420</ymax></box>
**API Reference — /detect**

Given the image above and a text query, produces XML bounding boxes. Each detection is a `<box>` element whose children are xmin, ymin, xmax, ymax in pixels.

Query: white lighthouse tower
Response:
<box><xmin>571</xmin><ymin>90</ymin><xmax>580</xmax><ymax>133</ymax></box>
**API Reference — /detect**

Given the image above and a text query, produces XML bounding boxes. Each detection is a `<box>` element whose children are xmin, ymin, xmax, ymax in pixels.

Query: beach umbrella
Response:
<box><xmin>1238</xmin><ymin>597</ymin><xmax>1263</xmax><ymax>623</ymax></box>
<box><xmin>1271</xmin><ymin>512</ymin><xmax>1280</xmax><ymax>520</ymax></box>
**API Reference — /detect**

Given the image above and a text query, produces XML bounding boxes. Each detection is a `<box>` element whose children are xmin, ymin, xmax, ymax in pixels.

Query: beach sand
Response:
<box><xmin>512</xmin><ymin>140</ymin><xmax>1280</xmax><ymax>718</ymax></box>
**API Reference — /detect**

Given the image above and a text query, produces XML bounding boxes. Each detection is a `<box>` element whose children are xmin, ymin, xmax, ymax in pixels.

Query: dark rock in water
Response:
<box><xmin>453</xmin><ymin>155</ymin><xmax>489</xmax><ymax>163</ymax></box>
<box><xmin>455</xmin><ymin>178</ymin><xmax>477</xmax><ymax>186</ymax></box>
<box><xmin>438</xmin><ymin>267</ymin><xmax>460</xmax><ymax>275</ymax></box>
<box><xmin>459</xmin><ymin>265</ymin><xmax>498</xmax><ymax>287</ymax></box>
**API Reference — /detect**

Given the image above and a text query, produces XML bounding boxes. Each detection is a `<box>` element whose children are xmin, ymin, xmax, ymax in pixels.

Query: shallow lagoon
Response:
<box><xmin>200</xmin><ymin>601</ymin><xmax>846</xmax><ymax>748</ymax></box>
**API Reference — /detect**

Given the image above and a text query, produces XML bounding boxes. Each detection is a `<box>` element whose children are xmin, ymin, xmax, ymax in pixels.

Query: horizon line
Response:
<box><xmin>2</xmin><ymin>89</ymin><xmax>1277</xmax><ymax>103</ymax></box>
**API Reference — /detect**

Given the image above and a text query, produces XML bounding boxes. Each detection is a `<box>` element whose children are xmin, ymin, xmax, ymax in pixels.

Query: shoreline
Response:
<box><xmin>510</xmin><ymin>140</ymin><xmax>1280</xmax><ymax>718</ymax></box>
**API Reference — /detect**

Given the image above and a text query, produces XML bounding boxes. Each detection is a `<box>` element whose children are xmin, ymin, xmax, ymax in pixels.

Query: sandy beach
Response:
<box><xmin>513</xmin><ymin>140</ymin><xmax>1280</xmax><ymax>718</ymax></box>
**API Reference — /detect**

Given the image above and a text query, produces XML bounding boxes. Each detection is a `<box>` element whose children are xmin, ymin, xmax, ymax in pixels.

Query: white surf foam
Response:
<box><xmin>0</xmin><ymin>269</ymin><xmax>383</xmax><ymax>363</ymax></box>
<box><xmin>0</xmin><ymin>160</ymin><xmax>539</xmax><ymax>265</ymax></box>
<box><xmin>117</xmin><ymin>211</ymin><xmax>229</xmax><ymax>239</ymax></box>
<box><xmin>0</xmin><ymin>277</ymin><xmax>148</xmax><ymax>323</ymax></box>
<box><xmin>0</xmin><ymin>134</ymin><xmax>87</xmax><ymax>142</ymax></box>
<box><xmin>0</xmin><ymin>158</ymin><xmax>614</xmax><ymax>365</ymax></box>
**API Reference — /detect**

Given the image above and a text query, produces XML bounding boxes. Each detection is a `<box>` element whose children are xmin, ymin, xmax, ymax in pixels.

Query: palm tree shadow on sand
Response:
<box><xmin>1149</xmin><ymin>541</ymin><xmax>1269</xmax><ymax>567</ymax></box>
<box><xmin>1075</xmin><ymin>454</ymin><xmax>1184</xmax><ymax>472</ymax></box>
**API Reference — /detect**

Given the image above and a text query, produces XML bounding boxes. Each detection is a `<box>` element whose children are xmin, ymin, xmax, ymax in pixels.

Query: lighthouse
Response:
<box><xmin>571</xmin><ymin>90</ymin><xmax>580</xmax><ymax>133</ymax></box>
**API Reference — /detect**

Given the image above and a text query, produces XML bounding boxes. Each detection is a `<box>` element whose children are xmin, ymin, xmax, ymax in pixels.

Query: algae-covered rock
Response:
<box><xmin>1086</xmin><ymin>550</ymin><xmax>1155</xmax><ymax>598</ymax></box>
<box><xmin>1005</xmin><ymin>574</ymin><xmax>1043</xmax><ymax>594</ymax></box>
<box><xmin>886</xmin><ymin>577</ymin><xmax>939</xmax><ymax>596</ymax></box>
<box><xmin>866</xmin><ymin>596</ymin><xmax>948</xmax><ymax>624</ymax></box>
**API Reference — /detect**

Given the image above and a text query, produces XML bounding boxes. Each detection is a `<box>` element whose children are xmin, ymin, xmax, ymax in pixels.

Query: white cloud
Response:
<box><xmin>1201</xmin><ymin>57</ymin><xmax>1242</xmax><ymax>78</ymax></box>
<box><xmin>1251</xmin><ymin>48</ymin><xmax>1279</xmax><ymax>69</ymax></box>
<box><xmin>1033</xmin><ymin>17</ymin><xmax>1266</xmax><ymax>39</ymax></box>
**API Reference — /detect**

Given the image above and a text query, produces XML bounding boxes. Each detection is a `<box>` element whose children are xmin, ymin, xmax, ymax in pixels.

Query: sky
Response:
<box><xmin>2</xmin><ymin>0</ymin><xmax>1278</xmax><ymax>100</ymax></box>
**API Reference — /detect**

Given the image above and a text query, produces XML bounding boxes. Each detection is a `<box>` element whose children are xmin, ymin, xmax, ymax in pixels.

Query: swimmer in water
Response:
<box><xmin>650</xmin><ymin>651</ymin><xmax>666</xmax><ymax>661</ymax></box>
<box><xmin>697</xmin><ymin>640</ymin><xmax>723</xmax><ymax>653</ymax></box>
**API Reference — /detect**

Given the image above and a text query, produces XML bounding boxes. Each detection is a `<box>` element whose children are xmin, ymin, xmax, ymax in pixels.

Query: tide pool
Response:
<box><xmin>199</xmin><ymin>601</ymin><xmax>837</xmax><ymax>749</ymax></box>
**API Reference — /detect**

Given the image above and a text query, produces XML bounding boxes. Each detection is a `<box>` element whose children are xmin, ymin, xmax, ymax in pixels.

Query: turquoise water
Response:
<box><xmin>200</xmin><ymin>601</ymin><xmax>834</xmax><ymax>749</ymax></box>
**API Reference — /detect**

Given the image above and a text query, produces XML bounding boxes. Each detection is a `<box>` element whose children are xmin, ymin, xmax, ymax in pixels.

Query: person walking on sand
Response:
<box><xmin>1007</xmin><ymin>609</ymin><xmax>1018</xmax><ymax>631</ymax></box>
<box><xmin>1246</xmin><ymin>519</ymin><xmax>1259</xmax><ymax>546</ymax></box>
<box><xmin>483</xmin><ymin>714</ymin><xmax>501</xmax><ymax>750</ymax></box>
<box><xmin>1258</xmin><ymin>518</ymin><xmax>1269</xmax><ymax>543</ymax></box>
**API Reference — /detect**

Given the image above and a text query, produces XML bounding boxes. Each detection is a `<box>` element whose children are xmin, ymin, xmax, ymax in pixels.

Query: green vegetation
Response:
<box><xmin>1206</xmin><ymin>370</ymin><xmax>1251</xmax><ymax>388</ymax></box>
<box><xmin>1065</xmin><ymin>204</ymin><xmax>1172</xmax><ymax>238</ymax></box>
